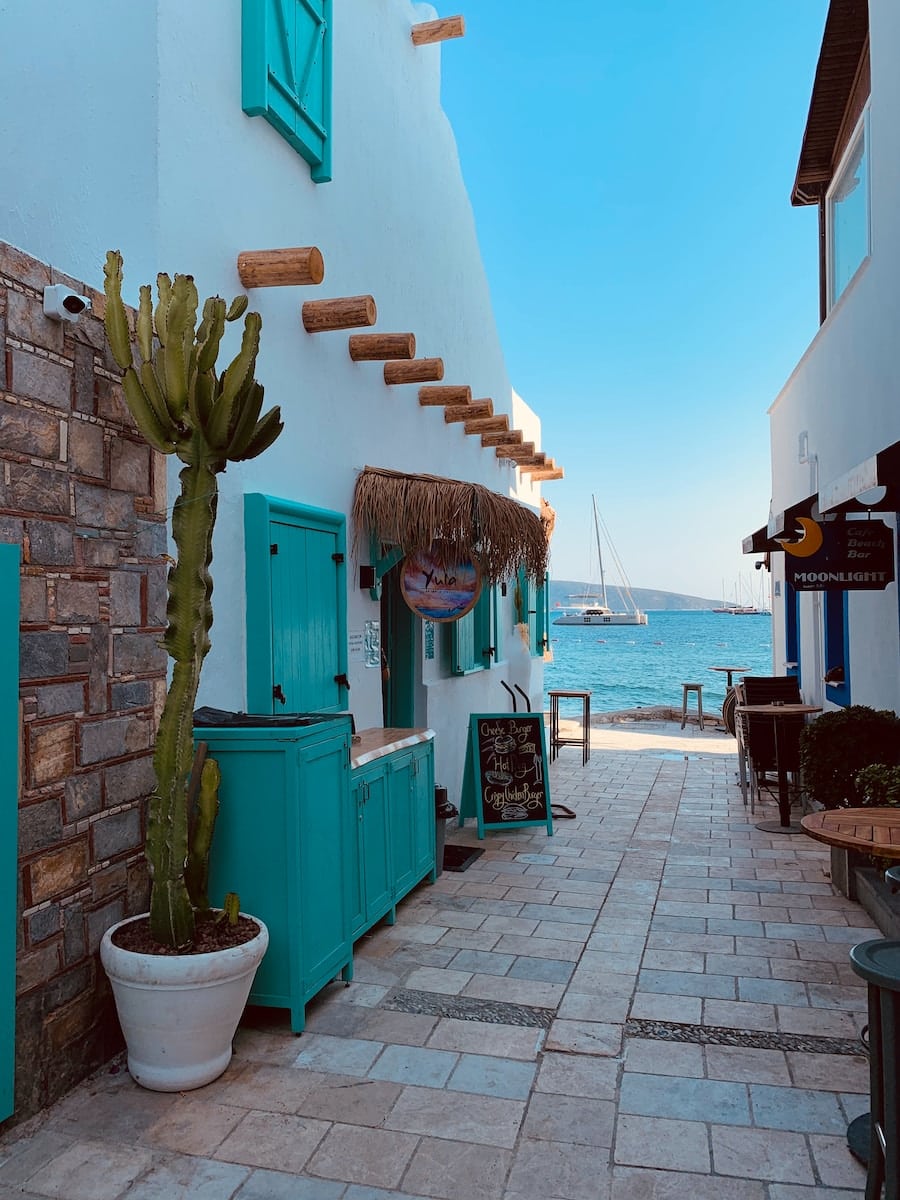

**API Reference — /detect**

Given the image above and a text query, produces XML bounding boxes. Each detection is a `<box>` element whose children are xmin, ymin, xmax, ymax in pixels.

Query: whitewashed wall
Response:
<box><xmin>767</xmin><ymin>0</ymin><xmax>900</xmax><ymax>713</ymax></box>
<box><xmin>1</xmin><ymin>0</ymin><xmax>546</xmax><ymax>794</ymax></box>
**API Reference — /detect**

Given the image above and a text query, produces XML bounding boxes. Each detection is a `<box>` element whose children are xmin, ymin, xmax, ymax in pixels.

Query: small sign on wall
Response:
<box><xmin>400</xmin><ymin>545</ymin><xmax>482</xmax><ymax>622</ymax></box>
<box><xmin>348</xmin><ymin>631</ymin><xmax>365</xmax><ymax>662</ymax></box>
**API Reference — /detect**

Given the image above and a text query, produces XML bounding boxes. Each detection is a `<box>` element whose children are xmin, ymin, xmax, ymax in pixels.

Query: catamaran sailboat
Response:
<box><xmin>553</xmin><ymin>496</ymin><xmax>648</xmax><ymax>627</ymax></box>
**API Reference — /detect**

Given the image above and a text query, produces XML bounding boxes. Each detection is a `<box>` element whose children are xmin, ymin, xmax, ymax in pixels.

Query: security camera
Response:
<box><xmin>43</xmin><ymin>284</ymin><xmax>91</xmax><ymax>323</ymax></box>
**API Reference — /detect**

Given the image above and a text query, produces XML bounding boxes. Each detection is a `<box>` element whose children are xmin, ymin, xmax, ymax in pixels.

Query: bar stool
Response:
<box><xmin>680</xmin><ymin>683</ymin><xmax>705</xmax><ymax>730</ymax></box>
<box><xmin>547</xmin><ymin>689</ymin><xmax>591</xmax><ymax>765</ymax></box>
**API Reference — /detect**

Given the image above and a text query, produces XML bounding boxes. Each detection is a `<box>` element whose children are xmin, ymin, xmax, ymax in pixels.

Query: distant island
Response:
<box><xmin>550</xmin><ymin>579</ymin><xmax>720</xmax><ymax>612</ymax></box>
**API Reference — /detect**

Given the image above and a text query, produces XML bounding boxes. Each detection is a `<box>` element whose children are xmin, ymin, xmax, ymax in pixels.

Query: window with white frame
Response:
<box><xmin>826</xmin><ymin>110</ymin><xmax>870</xmax><ymax>309</ymax></box>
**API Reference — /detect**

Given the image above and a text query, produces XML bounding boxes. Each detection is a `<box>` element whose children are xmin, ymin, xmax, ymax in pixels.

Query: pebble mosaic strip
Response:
<box><xmin>625</xmin><ymin>1017</ymin><xmax>865</xmax><ymax>1057</ymax></box>
<box><xmin>383</xmin><ymin>987</ymin><xmax>555</xmax><ymax>1028</ymax></box>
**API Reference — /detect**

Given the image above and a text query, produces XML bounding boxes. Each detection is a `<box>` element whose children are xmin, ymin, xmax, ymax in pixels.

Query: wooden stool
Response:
<box><xmin>548</xmin><ymin>689</ymin><xmax>591</xmax><ymax>765</ymax></box>
<box><xmin>681</xmin><ymin>683</ymin><xmax>705</xmax><ymax>730</ymax></box>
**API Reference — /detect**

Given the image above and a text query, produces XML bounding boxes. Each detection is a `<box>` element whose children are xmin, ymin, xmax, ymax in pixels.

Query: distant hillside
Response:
<box><xmin>550</xmin><ymin>579</ymin><xmax>719</xmax><ymax>612</ymax></box>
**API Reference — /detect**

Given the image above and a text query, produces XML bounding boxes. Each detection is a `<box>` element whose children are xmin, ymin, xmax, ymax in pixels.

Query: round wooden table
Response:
<box><xmin>736</xmin><ymin>702</ymin><xmax>822</xmax><ymax>833</ymax></box>
<box><xmin>708</xmin><ymin>665</ymin><xmax>750</xmax><ymax>689</ymax></box>
<box><xmin>800</xmin><ymin>807</ymin><xmax>900</xmax><ymax>859</ymax></box>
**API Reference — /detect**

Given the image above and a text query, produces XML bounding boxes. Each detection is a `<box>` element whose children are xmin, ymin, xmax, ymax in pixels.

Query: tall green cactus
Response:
<box><xmin>103</xmin><ymin>251</ymin><xmax>283</xmax><ymax>949</ymax></box>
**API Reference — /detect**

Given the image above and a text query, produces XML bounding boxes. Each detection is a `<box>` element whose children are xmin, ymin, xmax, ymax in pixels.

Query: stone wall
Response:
<box><xmin>0</xmin><ymin>242</ymin><xmax>167</xmax><ymax>1120</ymax></box>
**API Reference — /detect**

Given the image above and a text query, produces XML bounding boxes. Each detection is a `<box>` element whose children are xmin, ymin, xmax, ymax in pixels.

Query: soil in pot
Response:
<box><xmin>111</xmin><ymin>912</ymin><xmax>261</xmax><ymax>955</ymax></box>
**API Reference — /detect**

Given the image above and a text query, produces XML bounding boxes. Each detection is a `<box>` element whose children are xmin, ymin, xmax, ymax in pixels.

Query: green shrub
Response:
<box><xmin>856</xmin><ymin>763</ymin><xmax>900</xmax><ymax>807</ymax></box>
<box><xmin>799</xmin><ymin>705</ymin><xmax>900</xmax><ymax>810</ymax></box>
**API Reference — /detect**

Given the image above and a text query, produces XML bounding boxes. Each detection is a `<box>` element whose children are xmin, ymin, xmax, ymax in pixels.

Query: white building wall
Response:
<box><xmin>1</xmin><ymin>0</ymin><xmax>547</xmax><ymax>797</ymax></box>
<box><xmin>767</xmin><ymin>0</ymin><xmax>900</xmax><ymax>713</ymax></box>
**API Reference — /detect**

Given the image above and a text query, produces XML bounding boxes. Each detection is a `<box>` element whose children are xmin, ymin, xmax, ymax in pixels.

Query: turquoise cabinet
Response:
<box><xmin>350</xmin><ymin>739</ymin><xmax>436</xmax><ymax>941</ymax></box>
<box><xmin>201</xmin><ymin>715</ymin><xmax>353</xmax><ymax>1032</ymax></box>
<box><xmin>349</xmin><ymin>765</ymin><xmax>392</xmax><ymax>939</ymax></box>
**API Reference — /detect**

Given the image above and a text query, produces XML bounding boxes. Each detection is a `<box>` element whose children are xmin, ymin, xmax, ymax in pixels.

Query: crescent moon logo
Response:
<box><xmin>780</xmin><ymin>516</ymin><xmax>824</xmax><ymax>558</ymax></box>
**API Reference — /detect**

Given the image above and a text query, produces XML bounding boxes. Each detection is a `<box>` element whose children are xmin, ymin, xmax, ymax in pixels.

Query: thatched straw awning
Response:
<box><xmin>351</xmin><ymin>466</ymin><xmax>549</xmax><ymax>584</ymax></box>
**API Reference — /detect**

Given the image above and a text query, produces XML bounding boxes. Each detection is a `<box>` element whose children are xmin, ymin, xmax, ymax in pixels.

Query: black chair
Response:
<box><xmin>740</xmin><ymin>676</ymin><xmax>805</xmax><ymax>811</ymax></box>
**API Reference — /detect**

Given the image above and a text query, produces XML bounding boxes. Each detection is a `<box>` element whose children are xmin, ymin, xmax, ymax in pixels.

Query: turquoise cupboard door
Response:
<box><xmin>0</xmin><ymin>544</ymin><xmax>19</xmax><ymax>1121</ymax></box>
<box><xmin>271</xmin><ymin>519</ymin><xmax>343</xmax><ymax>712</ymax></box>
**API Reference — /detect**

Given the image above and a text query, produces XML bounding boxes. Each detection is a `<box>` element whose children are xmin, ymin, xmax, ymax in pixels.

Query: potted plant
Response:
<box><xmin>98</xmin><ymin>250</ymin><xmax>283</xmax><ymax>1091</ymax></box>
<box><xmin>799</xmin><ymin>705</ymin><xmax>900</xmax><ymax>810</ymax></box>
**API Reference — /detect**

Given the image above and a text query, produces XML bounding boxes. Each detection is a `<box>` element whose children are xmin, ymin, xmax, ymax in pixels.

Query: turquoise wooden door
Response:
<box><xmin>0</xmin><ymin>544</ymin><xmax>19</xmax><ymax>1121</ymax></box>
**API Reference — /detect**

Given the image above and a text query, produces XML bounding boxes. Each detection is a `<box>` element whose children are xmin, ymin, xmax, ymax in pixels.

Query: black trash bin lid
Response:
<box><xmin>849</xmin><ymin>939</ymin><xmax>900</xmax><ymax>991</ymax></box>
<box><xmin>193</xmin><ymin>706</ymin><xmax>338</xmax><ymax>729</ymax></box>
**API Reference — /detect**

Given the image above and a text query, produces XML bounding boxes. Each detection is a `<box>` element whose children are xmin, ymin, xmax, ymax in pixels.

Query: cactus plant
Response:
<box><xmin>103</xmin><ymin>250</ymin><xmax>283</xmax><ymax>950</ymax></box>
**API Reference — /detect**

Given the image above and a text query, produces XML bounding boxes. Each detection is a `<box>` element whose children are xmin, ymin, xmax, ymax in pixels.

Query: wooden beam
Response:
<box><xmin>518</xmin><ymin>456</ymin><xmax>549</xmax><ymax>474</ymax></box>
<box><xmin>418</xmin><ymin>385</ymin><xmax>471</xmax><ymax>407</ymax></box>
<box><xmin>511</xmin><ymin>454</ymin><xmax>545</xmax><ymax>466</ymax></box>
<box><xmin>237</xmin><ymin>246</ymin><xmax>325</xmax><ymax>288</ymax></box>
<box><xmin>384</xmin><ymin>358</ymin><xmax>444</xmax><ymax>385</ymax></box>
<box><xmin>463</xmin><ymin>414</ymin><xmax>508</xmax><ymax>434</ymax></box>
<box><xmin>528</xmin><ymin>467</ymin><xmax>565</xmax><ymax>481</ymax></box>
<box><xmin>303</xmin><ymin>295</ymin><xmax>376</xmax><ymax>332</ymax></box>
<box><xmin>497</xmin><ymin>442</ymin><xmax>536</xmax><ymax>461</ymax></box>
<box><xmin>411</xmin><ymin>16</ymin><xmax>465</xmax><ymax>45</ymax></box>
<box><xmin>349</xmin><ymin>333</ymin><xmax>415</xmax><ymax>361</ymax></box>
<box><xmin>446</xmin><ymin>401</ymin><xmax>494</xmax><ymax>424</ymax></box>
<box><xmin>483</xmin><ymin>430</ymin><xmax>523</xmax><ymax>448</ymax></box>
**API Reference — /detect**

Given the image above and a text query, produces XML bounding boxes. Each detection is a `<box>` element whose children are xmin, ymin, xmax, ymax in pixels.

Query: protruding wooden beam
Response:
<box><xmin>349</xmin><ymin>333</ymin><xmax>415</xmax><ymax>361</ymax></box>
<box><xmin>497</xmin><ymin>442</ymin><xmax>536</xmax><ymax>461</ymax></box>
<box><xmin>511</xmin><ymin>454</ymin><xmax>545</xmax><ymax>466</ymax></box>
<box><xmin>418</xmin><ymin>385</ymin><xmax>471</xmax><ymax>407</ymax></box>
<box><xmin>238</xmin><ymin>247</ymin><xmax>325</xmax><ymax>287</ymax></box>
<box><xmin>446</xmin><ymin>401</ymin><xmax>494</xmax><ymax>423</ymax></box>
<box><xmin>302</xmin><ymin>295</ymin><xmax>377</xmax><ymax>333</ymax></box>
<box><xmin>483</xmin><ymin>430</ymin><xmax>523</xmax><ymax>448</ymax></box>
<box><xmin>411</xmin><ymin>16</ymin><xmax>465</xmax><ymax>45</ymax></box>
<box><xmin>528</xmin><ymin>467</ymin><xmax>565</xmax><ymax>481</ymax></box>
<box><xmin>384</xmin><ymin>358</ymin><xmax>444</xmax><ymax>385</ymax></box>
<box><xmin>519</xmin><ymin>456</ymin><xmax>550</xmax><ymax>473</ymax></box>
<box><xmin>463</xmin><ymin>415</ymin><xmax>507</xmax><ymax>434</ymax></box>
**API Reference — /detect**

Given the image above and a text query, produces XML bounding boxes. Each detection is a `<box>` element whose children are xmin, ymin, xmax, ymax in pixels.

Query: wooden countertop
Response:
<box><xmin>351</xmin><ymin>727</ymin><xmax>435</xmax><ymax>770</ymax></box>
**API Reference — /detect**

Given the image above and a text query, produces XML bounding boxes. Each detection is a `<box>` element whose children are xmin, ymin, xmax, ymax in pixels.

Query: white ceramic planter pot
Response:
<box><xmin>100</xmin><ymin>913</ymin><xmax>269</xmax><ymax>1092</ymax></box>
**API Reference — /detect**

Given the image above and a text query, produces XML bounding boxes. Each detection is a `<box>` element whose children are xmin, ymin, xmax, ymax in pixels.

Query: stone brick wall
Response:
<box><xmin>0</xmin><ymin>242</ymin><xmax>167</xmax><ymax>1120</ymax></box>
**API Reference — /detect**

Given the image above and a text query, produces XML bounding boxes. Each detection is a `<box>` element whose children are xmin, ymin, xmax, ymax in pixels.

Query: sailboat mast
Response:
<box><xmin>591</xmin><ymin>494</ymin><xmax>608</xmax><ymax>609</ymax></box>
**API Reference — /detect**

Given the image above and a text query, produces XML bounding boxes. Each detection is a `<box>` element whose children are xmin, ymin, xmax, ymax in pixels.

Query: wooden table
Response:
<box><xmin>799</xmin><ymin>806</ymin><xmax>900</xmax><ymax>1175</ymax></box>
<box><xmin>800</xmin><ymin>807</ymin><xmax>900</xmax><ymax>859</ymax></box>
<box><xmin>708</xmin><ymin>665</ymin><xmax>750</xmax><ymax>689</ymax></box>
<box><xmin>736</xmin><ymin>702</ymin><xmax>822</xmax><ymax>833</ymax></box>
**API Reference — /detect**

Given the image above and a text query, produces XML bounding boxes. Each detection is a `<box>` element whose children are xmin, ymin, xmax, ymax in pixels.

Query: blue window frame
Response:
<box><xmin>824</xmin><ymin>590</ymin><xmax>851</xmax><ymax>706</ymax></box>
<box><xmin>242</xmin><ymin>0</ymin><xmax>333</xmax><ymax>183</ymax></box>
<box><xmin>516</xmin><ymin>569</ymin><xmax>549</xmax><ymax>657</ymax></box>
<box><xmin>784</xmin><ymin>581</ymin><xmax>800</xmax><ymax>679</ymax></box>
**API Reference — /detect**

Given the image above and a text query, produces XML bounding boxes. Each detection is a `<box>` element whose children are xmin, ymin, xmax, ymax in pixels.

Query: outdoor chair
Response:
<box><xmin>739</xmin><ymin>675</ymin><xmax>804</xmax><ymax>813</ymax></box>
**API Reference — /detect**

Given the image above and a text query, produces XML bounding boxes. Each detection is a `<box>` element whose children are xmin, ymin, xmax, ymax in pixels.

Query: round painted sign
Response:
<box><xmin>400</xmin><ymin>547</ymin><xmax>482</xmax><ymax>622</ymax></box>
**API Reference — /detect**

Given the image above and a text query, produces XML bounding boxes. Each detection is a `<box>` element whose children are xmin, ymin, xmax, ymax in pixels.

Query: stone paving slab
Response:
<box><xmin>0</xmin><ymin>720</ymin><xmax>877</xmax><ymax>1197</ymax></box>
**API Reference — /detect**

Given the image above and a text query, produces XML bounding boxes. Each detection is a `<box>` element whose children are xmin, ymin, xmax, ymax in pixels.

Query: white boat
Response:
<box><xmin>553</xmin><ymin>496</ymin><xmax>648</xmax><ymax>627</ymax></box>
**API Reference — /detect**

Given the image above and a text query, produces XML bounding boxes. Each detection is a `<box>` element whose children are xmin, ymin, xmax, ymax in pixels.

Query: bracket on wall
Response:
<box><xmin>367</xmin><ymin>538</ymin><xmax>404</xmax><ymax>601</ymax></box>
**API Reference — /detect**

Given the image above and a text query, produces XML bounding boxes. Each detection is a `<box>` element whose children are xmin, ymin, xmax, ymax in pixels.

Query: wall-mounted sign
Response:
<box><xmin>400</xmin><ymin>546</ymin><xmax>482</xmax><ymax>622</ymax></box>
<box><xmin>783</xmin><ymin>518</ymin><xmax>895</xmax><ymax>591</ymax></box>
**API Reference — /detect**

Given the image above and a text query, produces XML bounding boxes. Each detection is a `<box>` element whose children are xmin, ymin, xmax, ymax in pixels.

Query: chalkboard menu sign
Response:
<box><xmin>463</xmin><ymin>713</ymin><xmax>553</xmax><ymax>838</ymax></box>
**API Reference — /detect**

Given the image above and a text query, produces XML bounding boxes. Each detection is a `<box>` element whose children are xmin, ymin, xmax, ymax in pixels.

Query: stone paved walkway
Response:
<box><xmin>0</xmin><ymin>721</ymin><xmax>877</xmax><ymax>1199</ymax></box>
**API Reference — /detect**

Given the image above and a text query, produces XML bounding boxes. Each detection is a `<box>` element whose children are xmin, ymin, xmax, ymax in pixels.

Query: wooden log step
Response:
<box><xmin>528</xmin><ymin>467</ymin><xmax>565</xmax><ymax>481</ymax></box>
<box><xmin>384</xmin><ymin>358</ymin><xmax>444</xmax><ymax>385</ymax></box>
<box><xmin>411</xmin><ymin>16</ymin><xmax>465</xmax><ymax>45</ymax></box>
<box><xmin>464</xmin><ymin>414</ymin><xmax>507</xmax><ymax>434</ymax></box>
<box><xmin>349</xmin><ymin>333</ymin><xmax>416</xmax><ymax>361</ymax></box>
<box><xmin>237</xmin><ymin>246</ymin><xmax>325</xmax><ymax>287</ymax></box>
<box><xmin>482</xmin><ymin>430</ymin><xmax>523</xmax><ymax>448</ymax></box>
<box><xmin>302</xmin><ymin>295</ymin><xmax>377</xmax><ymax>333</ymax></box>
<box><xmin>518</xmin><ymin>456</ymin><xmax>549</xmax><ymax>473</ymax></box>
<box><xmin>445</xmin><ymin>401</ymin><xmax>493</xmax><ymax>423</ymax></box>
<box><xmin>418</xmin><ymin>385</ymin><xmax>471</xmax><ymax>406</ymax></box>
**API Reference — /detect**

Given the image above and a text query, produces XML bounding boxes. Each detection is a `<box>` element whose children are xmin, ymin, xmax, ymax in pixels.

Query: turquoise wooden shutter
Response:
<box><xmin>242</xmin><ymin>0</ymin><xmax>333</xmax><ymax>183</ymax></box>
<box><xmin>450</xmin><ymin>587</ymin><xmax>493</xmax><ymax>675</ymax></box>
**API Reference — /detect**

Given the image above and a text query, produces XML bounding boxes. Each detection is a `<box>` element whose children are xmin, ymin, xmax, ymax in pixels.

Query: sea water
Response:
<box><xmin>543</xmin><ymin>610</ymin><xmax>774</xmax><ymax>716</ymax></box>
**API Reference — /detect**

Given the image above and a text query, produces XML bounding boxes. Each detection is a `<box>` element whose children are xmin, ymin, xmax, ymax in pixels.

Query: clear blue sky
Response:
<box><xmin>439</xmin><ymin>1</ymin><xmax>829</xmax><ymax>602</ymax></box>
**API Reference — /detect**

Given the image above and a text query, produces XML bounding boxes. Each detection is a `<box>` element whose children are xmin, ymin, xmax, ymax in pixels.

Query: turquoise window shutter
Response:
<box><xmin>242</xmin><ymin>0</ymin><xmax>333</xmax><ymax>183</ymax></box>
<box><xmin>450</xmin><ymin>587</ymin><xmax>493</xmax><ymax>675</ymax></box>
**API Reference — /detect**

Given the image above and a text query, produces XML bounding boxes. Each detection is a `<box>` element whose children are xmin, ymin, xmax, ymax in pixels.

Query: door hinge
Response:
<box><xmin>270</xmin><ymin>543</ymin><xmax>278</xmax><ymax>555</ymax></box>
<box><xmin>332</xmin><ymin>552</ymin><xmax>345</xmax><ymax>564</ymax></box>
<box><xmin>273</xmin><ymin>683</ymin><xmax>286</xmax><ymax>705</ymax></box>
<box><xmin>334</xmin><ymin>673</ymin><xmax>350</xmax><ymax>690</ymax></box>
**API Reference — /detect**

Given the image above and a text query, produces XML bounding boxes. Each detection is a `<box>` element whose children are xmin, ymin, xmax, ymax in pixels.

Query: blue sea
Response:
<box><xmin>543</xmin><ymin>610</ymin><xmax>774</xmax><ymax>715</ymax></box>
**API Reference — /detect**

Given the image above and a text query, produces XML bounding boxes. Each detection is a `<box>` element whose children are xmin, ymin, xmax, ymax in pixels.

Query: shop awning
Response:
<box><xmin>819</xmin><ymin>439</ymin><xmax>900</xmax><ymax>512</ymax></box>
<box><xmin>351</xmin><ymin>465</ymin><xmax>549</xmax><ymax>583</ymax></box>
<box><xmin>742</xmin><ymin>494</ymin><xmax>819</xmax><ymax>555</ymax></box>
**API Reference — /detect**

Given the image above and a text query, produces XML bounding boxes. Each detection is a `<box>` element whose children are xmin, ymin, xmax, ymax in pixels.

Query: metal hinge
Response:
<box><xmin>273</xmin><ymin>683</ymin><xmax>286</xmax><ymax>705</ymax></box>
<box><xmin>270</xmin><ymin>543</ymin><xmax>278</xmax><ymax>555</ymax></box>
<box><xmin>332</xmin><ymin>552</ymin><xmax>345</xmax><ymax>563</ymax></box>
<box><xmin>334</xmin><ymin>673</ymin><xmax>350</xmax><ymax>690</ymax></box>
